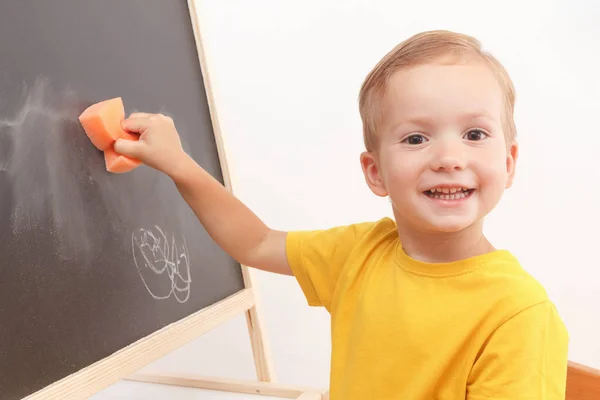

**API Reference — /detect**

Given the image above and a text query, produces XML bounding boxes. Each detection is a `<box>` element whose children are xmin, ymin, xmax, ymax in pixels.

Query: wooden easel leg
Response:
<box><xmin>242</xmin><ymin>266</ymin><xmax>276</xmax><ymax>382</ymax></box>
<box><xmin>127</xmin><ymin>373</ymin><xmax>325</xmax><ymax>398</ymax></box>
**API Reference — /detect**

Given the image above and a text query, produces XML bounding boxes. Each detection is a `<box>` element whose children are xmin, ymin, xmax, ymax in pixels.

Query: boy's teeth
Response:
<box><xmin>431</xmin><ymin>187</ymin><xmax>467</xmax><ymax>193</ymax></box>
<box><xmin>425</xmin><ymin>188</ymin><xmax>472</xmax><ymax>200</ymax></box>
<box><xmin>429</xmin><ymin>192</ymin><xmax>467</xmax><ymax>200</ymax></box>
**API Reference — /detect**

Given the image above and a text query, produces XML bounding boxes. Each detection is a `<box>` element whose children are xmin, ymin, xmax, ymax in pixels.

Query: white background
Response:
<box><xmin>94</xmin><ymin>0</ymin><xmax>600</xmax><ymax>398</ymax></box>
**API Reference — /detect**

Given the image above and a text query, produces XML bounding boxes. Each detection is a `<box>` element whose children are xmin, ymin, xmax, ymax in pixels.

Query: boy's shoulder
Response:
<box><xmin>289</xmin><ymin>216</ymin><xmax>398</xmax><ymax>249</ymax></box>
<box><xmin>487</xmin><ymin>251</ymin><xmax>548</xmax><ymax>296</ymax></box>
<box><xmin>475</xmin><ymin>250</ymin><xmax>556</xmax><ymax>322</ymax></box>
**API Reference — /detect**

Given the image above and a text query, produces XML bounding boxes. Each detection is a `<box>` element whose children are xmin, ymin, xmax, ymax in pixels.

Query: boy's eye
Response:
<box><xmin>403</xmin><ymin>134</ymin><xmax>427</xmax><ymax>145</ymax></box>
<box><xmin>464</xmin><ymin>129</ymin><xmax>488</xmax><ymax>141</ymax></box>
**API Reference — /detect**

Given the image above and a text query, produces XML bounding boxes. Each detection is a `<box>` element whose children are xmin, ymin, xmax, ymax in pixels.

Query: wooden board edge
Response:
<box><xmin>24</xmin><ymin>289</ymin><xmax>255</xmax><ymax>400</ymax></box>
<box><xmin>185</xmin><ymin>0</ymin><xmax>277</xmax><ymax>383</ymax></box>
<box><xmin>566</xmin><ymin>361</ymin><xmax>600</xmax><ymax>400</ymax></box>
<box><xmin>186</xmin><ymin>0</ymin><xmax>233</xmax><ymax>193</ymax></box>
<box><xmin>184</xmin><ymin>0</ymin><xmax>253</xmax><ymax>291</ymax></box>
<box><xmin>126</xmin><ymin>372</ymin><xmax>326</xmax><ymax>398</ymax></box>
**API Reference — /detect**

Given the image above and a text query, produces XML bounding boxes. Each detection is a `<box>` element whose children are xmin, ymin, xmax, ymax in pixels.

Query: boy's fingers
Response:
<box><xmin>121</xmin><ymin>117</ymin><xmax>148</xmax><ymax>133</ymax></box>
<box><xmin>114</xmin><ymin>138</ymin><xmax>144</xmax><ymax>159</ymax></box>
<box><xmin>128</xmin><ymin>112</ymin><xmax>153</xmax><ymax>119</ymax></box>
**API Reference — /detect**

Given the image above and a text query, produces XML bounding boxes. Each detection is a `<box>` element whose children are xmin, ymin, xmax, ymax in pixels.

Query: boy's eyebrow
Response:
<box><xmin>389</xmin><ymin>116</ymin><xmax>435</xmax><ymax>132</ymax></box>
<box><xmin>463</xmin><ymin>112</ymin><xmax>498</xmax><ymax>123</ymax></box>
<box><xmin>389</xmin><ymin>112</ymin><xmax>498</xmax><ymax>132</ymax></box>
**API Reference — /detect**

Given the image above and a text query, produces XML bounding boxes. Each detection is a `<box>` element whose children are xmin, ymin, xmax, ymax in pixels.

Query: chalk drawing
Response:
<box><xmin>132</xmin><ymin>226</ymin><xmax>191</xmax><ymax>303</ymax></box>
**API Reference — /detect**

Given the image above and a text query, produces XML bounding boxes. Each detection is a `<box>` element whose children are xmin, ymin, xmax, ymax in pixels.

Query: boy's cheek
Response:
<box><xmin>387</xmin><ymin>156</ymin><xmax>422</xmax><ymax>179</ymax></box>
<box><xmin>478</xmin><ymin>170</ymin><xmax>510</xmax><ymax>205</ymax></box>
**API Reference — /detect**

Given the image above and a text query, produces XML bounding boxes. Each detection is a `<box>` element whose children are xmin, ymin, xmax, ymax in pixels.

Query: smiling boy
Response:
<box><xmin>114</xmin><ymin>30</ymin><xmax>569</xmax><ymax>399</ymax></box>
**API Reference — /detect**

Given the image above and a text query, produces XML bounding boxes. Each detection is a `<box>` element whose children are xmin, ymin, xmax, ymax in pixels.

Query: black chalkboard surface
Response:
<box><xmin>0</xmin><ymin>1</ymin><xmax>245</xmax><ymax>399</ymax></box>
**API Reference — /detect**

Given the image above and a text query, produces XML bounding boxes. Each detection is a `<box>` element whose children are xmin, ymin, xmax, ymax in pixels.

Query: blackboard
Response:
<box><xmin>0</xmin><ymin>1</ymin><xmax>245</xmax><ymax>399</ymax></box>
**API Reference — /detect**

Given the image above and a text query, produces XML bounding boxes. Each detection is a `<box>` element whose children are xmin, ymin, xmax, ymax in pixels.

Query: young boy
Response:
<box><xmin>114</xmin><ymin>30</ymin><xmax>569</xmax><ymax>399</ymax></box>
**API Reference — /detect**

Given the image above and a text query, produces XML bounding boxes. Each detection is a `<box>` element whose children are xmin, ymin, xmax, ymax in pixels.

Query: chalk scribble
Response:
<box><xmin>132</xmin><ymin>226</ymin><xmax>191</xmax><ymax>303</ymax></box>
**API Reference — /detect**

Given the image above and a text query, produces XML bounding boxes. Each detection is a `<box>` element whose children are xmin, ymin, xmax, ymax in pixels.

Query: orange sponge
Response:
<box><xmin>79</xmin><ymin>97</ymin><xmax>127</xmax><ymax>151</ymax></box>
<box><xmin>78</xmin><ymin>97</ymin><xmax>141</xmax><ymax>173</ymax></box>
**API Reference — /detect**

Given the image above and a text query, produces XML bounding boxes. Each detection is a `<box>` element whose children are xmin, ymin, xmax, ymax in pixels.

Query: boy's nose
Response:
<box><xmin>429</xmin><ymin>140</ymin><xmax>466</xmax><ymax>172</ymax></box>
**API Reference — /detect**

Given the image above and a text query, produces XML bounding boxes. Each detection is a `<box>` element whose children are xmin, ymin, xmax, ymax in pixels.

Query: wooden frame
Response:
<box><xmin>566</xmin><ymin>361</ymin><xmax>600</xmax><ymax>400</ymax></box>
<box><xmin>22</xmin><ymin>1</ymin><xmax>326</xmax><ymax>399</ymax></box>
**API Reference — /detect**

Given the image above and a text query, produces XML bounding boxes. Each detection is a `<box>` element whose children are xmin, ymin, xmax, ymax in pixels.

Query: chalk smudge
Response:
<box><xmin>0</xmin><ymin>77</ymin><xmax>118</xmax><ymax>262</ymax></box>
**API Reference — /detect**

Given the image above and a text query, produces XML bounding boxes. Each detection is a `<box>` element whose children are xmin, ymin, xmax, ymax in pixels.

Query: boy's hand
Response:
<box><xmin>114</xmin><ymin>113</ymin><xmax>188</xmax><ymax>177</ymax></box>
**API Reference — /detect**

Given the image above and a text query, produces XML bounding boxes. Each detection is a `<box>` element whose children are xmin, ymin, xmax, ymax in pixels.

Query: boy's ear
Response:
<box><xmin>505</xmin><ymin>140</ymin><xmax>519</xmax><ymax>189</ymax></box>
<box><xmin>360</xmin><ymin>151</ymin><xmax>388</xmax><ymax>197</ymax></box>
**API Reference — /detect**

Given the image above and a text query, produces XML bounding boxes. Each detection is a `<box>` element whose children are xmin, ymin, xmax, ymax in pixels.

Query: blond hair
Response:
<box><xmin>358</xmin><ymin>30</ymin><xmax>516</xmax><ymax>151</ymax></box>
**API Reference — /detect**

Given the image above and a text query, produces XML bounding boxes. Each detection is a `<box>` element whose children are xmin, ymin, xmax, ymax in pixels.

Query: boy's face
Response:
<box><xmin>361</xmin><ymin>60</ymin><xmax>518</xmax><ymax>233</ymax></box>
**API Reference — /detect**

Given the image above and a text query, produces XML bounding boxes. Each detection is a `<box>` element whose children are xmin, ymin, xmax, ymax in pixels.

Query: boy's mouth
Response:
<box><xmin>423</xmin><ymin>187</ymin><xmax>475</xmax><ymax>200</ymax></box>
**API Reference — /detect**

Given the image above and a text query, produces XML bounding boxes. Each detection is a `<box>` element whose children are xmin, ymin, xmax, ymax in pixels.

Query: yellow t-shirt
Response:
<box><xmin>286</xmin><ymin>218</ymin><xmax>569</xmax><ymax>400</ymax></box>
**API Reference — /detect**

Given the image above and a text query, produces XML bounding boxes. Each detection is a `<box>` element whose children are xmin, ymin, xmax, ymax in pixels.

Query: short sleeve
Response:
<box><xmin>467</xmin><ymin>301</ymin><xmax>569</xmax><ymax>399</ymax></box>
<box><xmin>285</xmin><ymin>221</ymin><xmax>379</xmax><ymax>310</ymax></box>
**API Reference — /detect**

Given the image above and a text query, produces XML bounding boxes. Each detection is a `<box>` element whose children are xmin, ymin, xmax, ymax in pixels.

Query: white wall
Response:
<box><xmin>97</xmin><ymin>0</ymin><xmax>600</xmax><ymax>397</ymax></box>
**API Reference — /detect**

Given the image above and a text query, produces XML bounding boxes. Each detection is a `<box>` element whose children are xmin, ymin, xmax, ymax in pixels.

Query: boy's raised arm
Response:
<box><xmin>114</xmin><ymin>113</ymin><xmax>292</xmax><ymax>276</ymax></box>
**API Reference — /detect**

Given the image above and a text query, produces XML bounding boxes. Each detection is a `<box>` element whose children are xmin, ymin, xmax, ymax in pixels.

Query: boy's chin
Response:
<box><xmin>421</xmin><ymin>216</ymin><xmax>479</xmax><ymax>234</ymax></box>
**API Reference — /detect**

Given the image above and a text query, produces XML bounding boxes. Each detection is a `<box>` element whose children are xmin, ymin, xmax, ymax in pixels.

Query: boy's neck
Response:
<box><xmin>394</xmin><ymin>218</ymin><xmax>495</xmax><ymax>264</ymax></box>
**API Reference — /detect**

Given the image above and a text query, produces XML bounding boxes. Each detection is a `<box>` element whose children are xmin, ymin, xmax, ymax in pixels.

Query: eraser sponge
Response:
<box><xmin>78</xmin><ymin>97</ymin><xmax>141</xmax><ymax>173</ymax></box>
<box><xmin>79</xmin><ymin>97</ymin><xmax>127</xmax><ymax>151</ymax></box>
